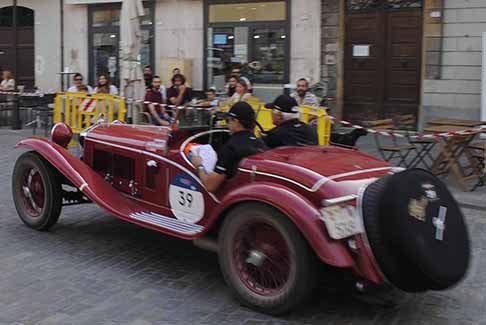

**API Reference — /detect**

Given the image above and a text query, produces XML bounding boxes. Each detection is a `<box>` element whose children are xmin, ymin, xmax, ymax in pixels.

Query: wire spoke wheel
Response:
<box><xmin>219</xmin><ymin>203</ymin><xmax>317</xmax><ymax>315</ymax></box>
<box><xmin>12</xmin><ymin>152</ymin><xmax>62</xmax><ymax>231</ymax></box>
<box><xmin>234</xmin><ymin>222</ymin><xmax>292</xmax><ymax>296</ymax></box>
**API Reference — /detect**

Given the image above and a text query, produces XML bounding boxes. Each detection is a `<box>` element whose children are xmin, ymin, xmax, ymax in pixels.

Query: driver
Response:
<box><xmin>263</xmin><ymin>94</ymin><xmax>318</xmax><ymax>148</ymax></box>
<box><xmin>191</xmin><ymin>102</ymin><xmax>264</xmax><ymax>192</ymax></box>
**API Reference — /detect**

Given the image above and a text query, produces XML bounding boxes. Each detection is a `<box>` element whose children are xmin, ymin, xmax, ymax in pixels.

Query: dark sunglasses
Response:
<box><xmin>74</xmin><ymin>78</ymin><xmax>83</xmax><ymax>81</ymax></box>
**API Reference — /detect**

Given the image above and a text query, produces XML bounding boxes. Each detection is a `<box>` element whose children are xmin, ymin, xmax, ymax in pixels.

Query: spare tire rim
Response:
<box><xmin>19</xmin><ymin>167</ymin><xmax>45</xmax><ymax>218</ymax></box>
<box><xmin>233</xmin><ymin>221</ymin><xmax>292</xmax><ymax>297</ymax></box>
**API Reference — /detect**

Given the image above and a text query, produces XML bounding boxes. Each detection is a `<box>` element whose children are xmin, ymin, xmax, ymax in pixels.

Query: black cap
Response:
<box><xmin>226</xmin><ymin>102</ymin><xmax>256</xmax><ymax>124</ymax></box>
<box><xmin>265</xmin><ymin>94</ymin><xmax>299</xmax><ymax>113</ymax></box>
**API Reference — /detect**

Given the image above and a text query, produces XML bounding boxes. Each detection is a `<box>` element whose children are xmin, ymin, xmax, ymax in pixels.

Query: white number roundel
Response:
<box><xmin>169</xmin><ymin>174</ymin><xmax>205</xmax><ymax>224</ymax></box>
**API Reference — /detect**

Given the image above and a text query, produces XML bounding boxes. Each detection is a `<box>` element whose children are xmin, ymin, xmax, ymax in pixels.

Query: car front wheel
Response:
<box><xmin>218</xmin><ymin>203</ymin><xmax>317</xmax><ymax>315</ymax></box>
<box><xmin>12</xmin><ymin>152</ymin><xmax>62</xmax><ymax>231</ymax></box>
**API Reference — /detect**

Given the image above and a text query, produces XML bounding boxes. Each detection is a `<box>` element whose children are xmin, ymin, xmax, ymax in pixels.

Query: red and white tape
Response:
<box><xmin>327</xmin><ymin>115</ymin><xmax>486</xmax><ymax>139</ymax></box>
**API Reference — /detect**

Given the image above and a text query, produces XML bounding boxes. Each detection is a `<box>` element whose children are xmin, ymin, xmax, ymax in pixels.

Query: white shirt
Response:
<box><xmin>230</xmin><ymin>92</ymin><xmax>252</xmax><ymax>103</ymax></box>
<box><xmin>0</xmin><ymin>79</ymin><xmax>15</xmax><ymax>91</ymax></box>
<box><xmin>67</xmin><ymin>85</ymin><xmax>94</xmax><ymax>93</ymax></box>
<box><xmin>94</xmin><ymin>85</ymin><xmax>119</xmax><ymax>96</ymax></box>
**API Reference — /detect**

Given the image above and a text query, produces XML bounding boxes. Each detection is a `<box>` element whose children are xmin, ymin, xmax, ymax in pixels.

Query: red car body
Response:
<box><xmin>17</xmin><ymin>124</ymin><xmax>393</xmax><ymax>284</ymax></box>
<box><xmin>13</xmin><ymin>122</ymin><xmax>469</xmax><ymax>314</ymax></box>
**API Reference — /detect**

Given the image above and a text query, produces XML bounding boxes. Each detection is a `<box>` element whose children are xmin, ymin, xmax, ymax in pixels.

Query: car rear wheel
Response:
<box><xmin>361</xmin><ymin>169</ymin><xmax>470</xmax><ymax>292</ymax></box>
<box><xmin>12</xmin><ymin>152</ymin><xmax>62</xmax><ymax>231</ymax></box>
<box><xmin>218</xmin><ymin>203</ymin><xmax>317</xmax><ymax>315</ymax></box>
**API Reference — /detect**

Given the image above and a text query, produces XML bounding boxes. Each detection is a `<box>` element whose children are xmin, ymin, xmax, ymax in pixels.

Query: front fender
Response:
<box><xmin>209</xmin><ymin>182</ymin><xmax>354</xmax><ymax>268</ymax></box>
<box><xmin>16</xmin><ymin>138</ymin><xmax>140</xmax><ymax>222</ymax></box>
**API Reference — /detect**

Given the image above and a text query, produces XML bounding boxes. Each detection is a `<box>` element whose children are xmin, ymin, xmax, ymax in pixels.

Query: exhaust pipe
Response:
<box><xmin>193</xmin><ymin>236</ymin><xmax>218</xmax><ymax>253</ymax></box>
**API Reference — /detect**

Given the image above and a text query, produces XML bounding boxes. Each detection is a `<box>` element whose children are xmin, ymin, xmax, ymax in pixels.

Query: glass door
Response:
<box><xmin>92</xmin><ymin>32</ymin><xmax>120</xmax><ymax>87</ymax></box>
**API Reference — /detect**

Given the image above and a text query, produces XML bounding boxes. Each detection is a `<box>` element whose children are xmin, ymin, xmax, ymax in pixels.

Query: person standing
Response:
<box><xmin>144</xmin><ymin>76</ymin><xmax>171</xmax><ymax>126</ymax></box>
<box><xmin>167</xmin><ymin>74</ymin><xmax>193</xmax><ymax>106</ymax></box>
<box><xmin>291</xmin><ymin>78</ymin><xmax>319</xmax><ymax>107</ymax></box>
<box><xmin>263</xmin><ymin>94</ymin><xmax>318</xmax><ymax>148</ymax></box>
<box><xmin>0</xmin><ymin>70</ymin><xmax>16</xmax><ymax>91</ymax></box>
<box><xmin>67</xmin><ymin>73</ymin><xmax>94</xmax><ymax>93</ymax></box>
<box><xmin>94</xmin><ymin>74</ymin><xmax>118</xmax><ymax>95</ymax></box>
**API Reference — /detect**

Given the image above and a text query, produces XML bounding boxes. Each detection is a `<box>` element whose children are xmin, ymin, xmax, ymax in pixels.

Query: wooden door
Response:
<box><xmin>344</xmin><ymin>0</ymin><xmax>423</xmax><ymax>125</ymax></box>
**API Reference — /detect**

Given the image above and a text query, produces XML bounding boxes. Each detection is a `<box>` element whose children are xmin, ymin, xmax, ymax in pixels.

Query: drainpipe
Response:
<box><xmin>60</xmin><ymin>0</ymin><xmax>65</xmax><ymax>91</ymax></box>
<box><xmin>11</xmin><ymin>0</ymin><xmax>21</xmax><ymax>130</ymax></box>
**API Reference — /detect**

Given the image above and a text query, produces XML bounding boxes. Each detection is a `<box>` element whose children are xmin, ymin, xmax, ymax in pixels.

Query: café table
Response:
<box><xmin>423</xmin><ymin>124</ymin><xmax>483</xmax><ymax>191</ymax></box>
<box><xmin>428</xmin><ymin>118</ymin><xmax>484</xmax><ymax>128</ymax></box>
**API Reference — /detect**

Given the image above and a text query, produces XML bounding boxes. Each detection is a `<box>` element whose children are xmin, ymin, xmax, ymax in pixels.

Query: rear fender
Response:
<box><xmin>209</xmin><ymin>183</ymin><xmax>354</xmax><ymax>268</ymax></box>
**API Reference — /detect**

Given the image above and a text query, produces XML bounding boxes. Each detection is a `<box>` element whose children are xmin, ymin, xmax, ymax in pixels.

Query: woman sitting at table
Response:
<box><xmin>0</xmin><ymin>70</ymin><xmax>15</xmax><ymax>91</ymax></box>
<box><xmin>94</xmin><ymin>74</ymin><xmax>118</xmax><ymax>95</ymax></box>
<box><xmin>229</xmin><ymin>79</ymin><xmax>252</xmax><ymax>103</ymax></box>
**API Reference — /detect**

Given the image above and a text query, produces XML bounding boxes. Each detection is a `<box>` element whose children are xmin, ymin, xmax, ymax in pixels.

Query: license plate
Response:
<box><xmin>320</xmin><ymin>205</ymin><xmax>363</xmax><ymax>240</ymax></box>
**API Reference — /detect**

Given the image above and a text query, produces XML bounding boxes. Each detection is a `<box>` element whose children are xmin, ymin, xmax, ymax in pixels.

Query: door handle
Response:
<box><xmin>147</xmin><ymin>160</ymin><xmax>158</xmax><ymax>168</ymax></box>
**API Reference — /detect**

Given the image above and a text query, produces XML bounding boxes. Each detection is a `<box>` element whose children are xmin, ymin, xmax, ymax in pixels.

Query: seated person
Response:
<box><xmin>167</xmin><ymin>73</ymin><xmax>193</xmax><ymax>106</ymax></box>
<box><xmin>191</xmin><ymin>102</ymin><xmax>264</xmax><ymax>192</ymax></box>
<box><xmin>263</xmin><ymin>94</ymin><xmax>318</xmax><ymax>148</ymax></box>
<box><xmin>67</xmin><ymin>73</ymin><xmax>94</xmax><ymax>93</ymax></box>
<box><xmin>199</xmin><ymin>88</ymin><xmax>219</xmax><ymax>108</ymax></box>
<box><xmin>144</xmin><ymin>76</ymin><xmax>171</xmax><ymax>126</ymax></box>
<box><xmin>229</xmin><ymin>79</ymin><xmax>252</xmax><ymax>103</ymax></box>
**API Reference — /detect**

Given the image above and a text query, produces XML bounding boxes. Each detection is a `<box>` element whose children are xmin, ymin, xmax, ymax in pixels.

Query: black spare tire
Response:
<box><xmin>361</xmin><ymin>169</ymin><xmax>470</xmax><ymax>292</ymax></box>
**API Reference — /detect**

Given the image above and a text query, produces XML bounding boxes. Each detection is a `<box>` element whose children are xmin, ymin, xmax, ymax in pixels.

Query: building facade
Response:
<box><xmin>0</xmin><ymin>0</ymin><xmax>485</xmax><ymax>127</ymax></box>
<box><xmin>321</xmin><ymin>0</ymin><xmax>486</xmax><ymax>126</ymax></box>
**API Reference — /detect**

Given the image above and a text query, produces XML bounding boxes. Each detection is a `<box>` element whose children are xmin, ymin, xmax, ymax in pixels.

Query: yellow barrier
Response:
<box><xmin>54</xmin><ymin>92</ymin><xmax>127</xmax><ymax>135</ymax></box>
<box><xmin>219</xmin><ymin>100</ymin><xmax>331</xmax><ymax>146</ymax></box>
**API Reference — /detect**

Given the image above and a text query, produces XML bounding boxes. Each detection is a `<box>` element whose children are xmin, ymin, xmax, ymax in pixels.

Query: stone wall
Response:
<box><xmin>321</xmin><ymin>0</ymin><xmax>341</xmax><ymax>115</ymax></box>
<box><xmin>422</xmin><ymin>0</ymin><xmax>485</xmax><ymax>124</ymax></box>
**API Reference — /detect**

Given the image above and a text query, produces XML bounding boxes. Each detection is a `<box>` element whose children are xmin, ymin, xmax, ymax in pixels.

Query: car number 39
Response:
<box><xmin>169</xmin><ymin>185</ymin><xmax>205</xmax><ymax>224</ymax></box>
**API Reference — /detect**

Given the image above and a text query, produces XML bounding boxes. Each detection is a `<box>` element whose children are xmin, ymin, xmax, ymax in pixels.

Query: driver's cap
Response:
<box><xmin>226</xmin><ymin>102</ymin><xmax>256</xmax><ymax>124</ymax></box>
<box><xmin>265</xmin><ymin>94</ymin><xmax>299</xmax><ymax>113</ymax></box>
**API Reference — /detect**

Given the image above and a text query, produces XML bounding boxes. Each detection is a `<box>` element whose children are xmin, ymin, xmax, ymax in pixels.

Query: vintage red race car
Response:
<box><xmin>12</xmin><ymin>115</ymin><xmax>470</xmax><ymax>315</ymax></box>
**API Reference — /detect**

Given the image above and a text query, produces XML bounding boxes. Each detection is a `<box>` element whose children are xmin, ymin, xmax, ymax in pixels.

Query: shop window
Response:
<box><xmin>209</xmin><ymin>2</ymin><xmax>286</xmax><ymax>23</ymax></box>
<box><xmin>88</xmin><ymin>2</ymin><xmax>154</xmax><ymax>88</ymax></box>
<box><xmin>206</xmin><ymin>1</ymin><xmax>289</xmax><ymax>88</ymax></box>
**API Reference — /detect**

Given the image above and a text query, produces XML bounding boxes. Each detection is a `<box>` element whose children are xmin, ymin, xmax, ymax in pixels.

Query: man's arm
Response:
<box><xmin>170</xmin><ymin>85</ymin><xmax>186</xmax><ymax>106</ymax></box>
<box><xmin>192</xmin><ymin>155</ymin><xmax>226</xmax><ymax>192</ymax></box>
<box><xmin>262</xmin><ymin>129</ymin><xmax>281</xmax><ymax>149</ymax></box>
<box><xmin>148</xmin><ymin>104</ymin><xmax>169</xmax><ymax>126</ymax></box>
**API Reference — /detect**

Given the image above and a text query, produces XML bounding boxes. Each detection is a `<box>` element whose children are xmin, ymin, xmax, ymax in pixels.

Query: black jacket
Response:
<box><xmin>263</xmin><ymin>119</ymin><xmax>318</xmax><ymax>149</ymax></box>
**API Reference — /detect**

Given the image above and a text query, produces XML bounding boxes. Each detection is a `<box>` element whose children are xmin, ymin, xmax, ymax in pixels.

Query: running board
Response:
<box><xmin>129</xmin><ymin>212</ymin><xmax>205</xmax><ymax>235</ymax></box>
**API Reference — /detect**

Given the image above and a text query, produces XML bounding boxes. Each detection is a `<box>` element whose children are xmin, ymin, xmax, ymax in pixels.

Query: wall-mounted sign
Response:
<box><xmin>353</xmin><ymin>45</ymin><xmax>370</xmax><ymax>57</ymax></box>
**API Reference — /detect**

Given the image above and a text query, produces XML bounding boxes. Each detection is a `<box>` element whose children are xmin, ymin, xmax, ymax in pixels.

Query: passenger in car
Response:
<box><xmin>263</xmin><ymin>94</ymin><xmax>318</xmax><ymax>148</ymax></box>
<box><xmin>191</xmin><ymin>102</ymin><xmax>264</xmax><ymax>192</ymax></box>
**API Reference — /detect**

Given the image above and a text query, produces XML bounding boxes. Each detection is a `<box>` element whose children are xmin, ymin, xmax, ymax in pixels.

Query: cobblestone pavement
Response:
<box><xmin>1</xmin><ymin>129</ymin><xmax>485</xmax><ymax>325</ymax></box>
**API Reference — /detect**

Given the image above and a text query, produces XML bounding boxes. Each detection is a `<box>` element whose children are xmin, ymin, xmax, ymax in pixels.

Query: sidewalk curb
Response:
<box><xmin>459</xmin><ymin>202</ymin><xmax>486</xmax><ymax>211</ymax></box>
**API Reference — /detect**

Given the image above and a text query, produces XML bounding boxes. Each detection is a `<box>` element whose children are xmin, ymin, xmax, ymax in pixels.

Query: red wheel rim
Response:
<box><xmin>18</xmin><ymin>167</ymin><xmax>45</xmax><ymax>218</ymax></box>
<box><xmin>233</xmin><ymin>220</ymin><xmax>293</xmax><ymax>297</ymax></box>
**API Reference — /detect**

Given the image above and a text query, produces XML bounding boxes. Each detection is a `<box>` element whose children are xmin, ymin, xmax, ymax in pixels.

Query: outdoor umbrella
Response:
<box><xmin>120</xmin><ymin>0</ymin><xmax>146</xmax><ymax>123</ymax></box>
